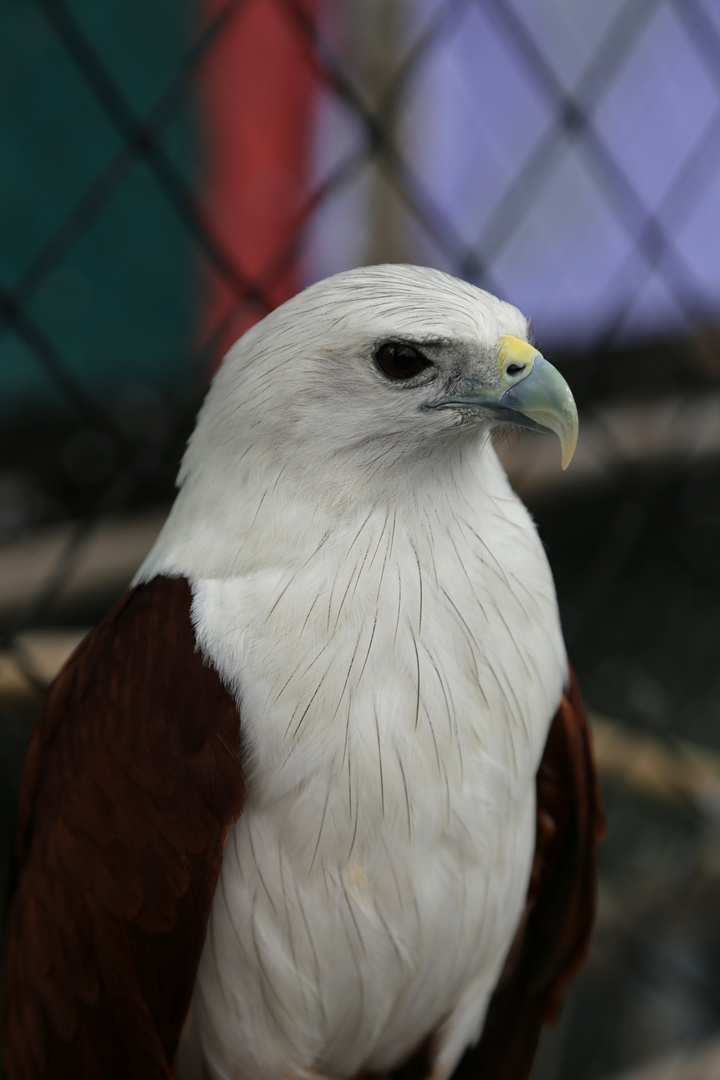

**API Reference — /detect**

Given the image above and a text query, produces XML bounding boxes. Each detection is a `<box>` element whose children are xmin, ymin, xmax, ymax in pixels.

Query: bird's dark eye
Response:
<box><xmin>375</xmin><ymin>342</ymin><xmax>432</xmax><ymax>380</ymax></box>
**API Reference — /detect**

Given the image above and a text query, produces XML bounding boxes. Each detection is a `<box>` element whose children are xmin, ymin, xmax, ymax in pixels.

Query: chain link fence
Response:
<box><xmin>2</xmin><ymin>1</ymin><xmax>720</xmax><ymax>1077</ymax></box>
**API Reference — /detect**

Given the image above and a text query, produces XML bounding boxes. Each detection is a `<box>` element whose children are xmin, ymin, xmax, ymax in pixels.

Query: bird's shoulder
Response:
<box><xmin>2</xmin><ymin>575</ymin><xmax>245</xmax><ymax>1080</ymax></box>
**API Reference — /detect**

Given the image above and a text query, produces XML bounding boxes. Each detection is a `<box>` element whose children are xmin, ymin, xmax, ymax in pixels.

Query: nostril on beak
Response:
<box><xmin>506</xmin><ymin>363</ymin><xmax>526</xmax><ymax>377</ymax></box>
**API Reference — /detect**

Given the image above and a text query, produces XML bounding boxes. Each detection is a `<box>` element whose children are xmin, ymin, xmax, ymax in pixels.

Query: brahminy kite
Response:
<box><xmin>2</xmin><ymin>265</ymin><xmax>604</xmax><ymax>1080</ymax></box>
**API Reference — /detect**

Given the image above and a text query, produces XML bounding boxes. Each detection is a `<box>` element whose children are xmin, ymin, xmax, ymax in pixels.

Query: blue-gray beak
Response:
<box><xmin>428</xmin><ymin>335</ymin><xmax>578</xmax><ymax>469</ymax></box>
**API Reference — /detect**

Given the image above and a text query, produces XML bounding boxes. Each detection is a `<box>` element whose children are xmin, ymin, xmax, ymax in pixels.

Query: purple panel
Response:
<box><xmin>303</xmin><ymin>0</ymin><xmax>720</xmax><ymax>347</ymax></box>
<box><xmin>401</xmin><ymin>1</ymin><xmax>552</xmax><ymax>241</ymax></box>
<box><xmin>593</xmin><ymin>5</ymin><xmax>717</xmax><ymax>209</ymax></box>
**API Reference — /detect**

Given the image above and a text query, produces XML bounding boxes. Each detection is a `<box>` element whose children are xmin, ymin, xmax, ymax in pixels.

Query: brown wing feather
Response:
<box><xmin>451</xmin><ymin>668</ymin><xmax>606</xmax><ymax>1080</ymax></box>
<box><xmin>2</xmin><ymin>576</ymin><xmax>245</xmax><ymax>1080</ymax></box>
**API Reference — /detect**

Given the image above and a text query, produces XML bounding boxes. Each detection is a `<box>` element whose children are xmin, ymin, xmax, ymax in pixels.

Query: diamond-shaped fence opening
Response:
<box><xmin>3</xmin><ymin>2</ymin><xmax>720</xmax><ymax>1079</ymax></box>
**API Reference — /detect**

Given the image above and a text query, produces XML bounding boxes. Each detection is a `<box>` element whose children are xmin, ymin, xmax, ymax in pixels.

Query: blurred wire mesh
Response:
<box><xmin>2</xmin><ymin>1</ymin><xmax>720</xmax><ymax>1077</ymax></box>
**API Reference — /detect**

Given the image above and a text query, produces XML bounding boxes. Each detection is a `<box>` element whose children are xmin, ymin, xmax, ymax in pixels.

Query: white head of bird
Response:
<box><xmin>144</xmin><ymin>264</ymin><xmax>577</xmax><ymax>580</ymax></box>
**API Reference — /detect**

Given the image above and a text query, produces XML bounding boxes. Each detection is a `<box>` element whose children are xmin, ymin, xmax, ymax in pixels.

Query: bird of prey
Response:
<box><xmin>2</xmin><ymin>265</ymin><xmax>604</xmax><ymax>1080</ymax></box>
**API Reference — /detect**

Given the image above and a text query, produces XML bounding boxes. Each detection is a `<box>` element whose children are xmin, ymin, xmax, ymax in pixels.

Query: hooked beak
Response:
<box><xmin>428</xmin><ymin>335</ymin><xmax>578</xmax><ymax>469</ymax></box>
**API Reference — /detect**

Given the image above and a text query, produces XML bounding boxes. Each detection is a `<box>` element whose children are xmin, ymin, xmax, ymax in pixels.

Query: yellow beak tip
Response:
<box><xmin>561</xmin><ymin>434</ymin><xmax>578</xmax><ymax>470</ymax></box>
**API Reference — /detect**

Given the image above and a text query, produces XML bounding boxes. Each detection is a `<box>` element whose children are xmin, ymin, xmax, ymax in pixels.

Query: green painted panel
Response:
<box><xmin>0</xmin><ymin>0</ymin><xmax>197</xmax><ymax>413</ymax></box>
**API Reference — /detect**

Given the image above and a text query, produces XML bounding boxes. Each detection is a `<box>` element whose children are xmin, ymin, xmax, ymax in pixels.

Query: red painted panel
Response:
<box><xmin>197</xmin><ymin>0</ymin><xmax>322</xmax><ymax>367</ymax></box>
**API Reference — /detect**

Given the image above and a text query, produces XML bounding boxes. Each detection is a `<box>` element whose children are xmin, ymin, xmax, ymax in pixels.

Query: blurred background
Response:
<box><xmin>2</xmin><ymin>0</ymin><xmax>720</xmax><ymax>1076</ymax></box>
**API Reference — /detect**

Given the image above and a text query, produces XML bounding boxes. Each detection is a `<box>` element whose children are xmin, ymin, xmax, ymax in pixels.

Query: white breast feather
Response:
<box><xmin>155</xmin><ymin>452</ymin><xmax>565</xmax><ymax>1080</ymax></box>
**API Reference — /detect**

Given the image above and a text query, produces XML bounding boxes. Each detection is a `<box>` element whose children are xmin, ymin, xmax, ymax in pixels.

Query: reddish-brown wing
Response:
<box><xmin>452</xmin><ymin>669</ymin><xmax>606</xmax><ymax>1080</ymax></box>
<box><xmin>2</xmin><ymin>576</ymin><xmax>245</xmax><ymax>1080</ymax></box>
